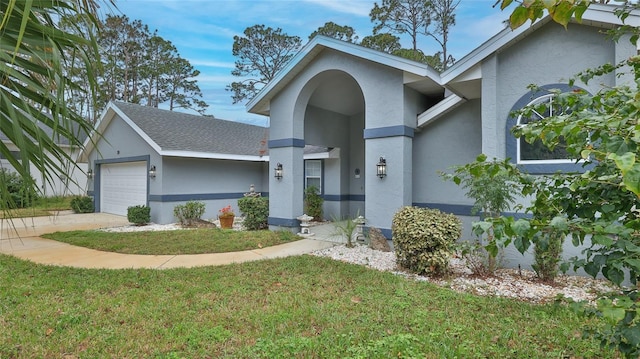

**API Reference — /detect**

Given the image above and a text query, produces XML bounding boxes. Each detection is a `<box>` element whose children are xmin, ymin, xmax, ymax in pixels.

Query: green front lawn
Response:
<box><xmin>43</xmin><ymin>229</ymin><xmax>300</xmax><ymax>254</ymax></box>
<box><xmin>0</xmin><ymin>254</ymin><xmax>613</xmax><ymax>358</ymax></box>
<box><xmin>1</xmin><ymin>195</ymin><xmax>73</xmax><ymax>219</ymax></box>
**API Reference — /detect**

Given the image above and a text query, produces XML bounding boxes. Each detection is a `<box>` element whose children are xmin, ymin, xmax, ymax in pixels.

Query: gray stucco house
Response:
<box><xmin>82</xmin><ymin>5</ymin><xmax>639</xmax><ymax>241</ymax></box>
<box><xmin>248</xmin><ymin>4</ymin><xmax>639</xmax><ymax>237</ymax></box>
<box><xmin>80</xmin><ymin>101</ymin><xmax>333</xmax><ymax>223</ymax></box>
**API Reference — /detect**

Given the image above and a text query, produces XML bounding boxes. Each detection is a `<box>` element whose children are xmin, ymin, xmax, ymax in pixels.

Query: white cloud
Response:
<box><xmin>190</xmin><ymin>60</ymin><xmax>235</xmax><ymax>69</ymax></box>
<box><xmin>302</xmin><ymin>0</ymin><xmax>372</xmax><ymax>17</ymax></box>
<box><xmin>448</xmin><ymin>10</ymin><xmax>509</xmax><ymax>59</ymax></box>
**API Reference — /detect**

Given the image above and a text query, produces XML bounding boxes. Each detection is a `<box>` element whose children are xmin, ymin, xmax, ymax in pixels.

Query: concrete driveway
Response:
<box><xmin>0</xmin><ymin>211</ymin><xmax>336</xmax><ymax>269</ymax></box>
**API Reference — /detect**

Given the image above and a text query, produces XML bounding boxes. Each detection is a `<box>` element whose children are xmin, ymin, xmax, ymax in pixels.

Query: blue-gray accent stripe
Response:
<box><xmin>363</xmin><ymin>125</ymin><xmax>414</xmax><ymax>139</ymax></box>
<box><xmin>413</xmin><ymin>202</ymin><xmax>475</xmax><ymax>216</ymax></box>
<box><xmin>323</xmin><ymin>194</ymin><xmax>365</xmax><ymax>202</ymax></box>
<box><xmin>363</xmin><ymin>226</ymin><xmax>392</xmax><ymax>239</ymax></box>
<box><xmin>93</xmin><ymin>155</ymin><xmax>151</xmax><ymax>212</ymax></box>
<box><xmin>149</xmin><ymin>193</ymin><xmax>246</xmax><ymax>202</ymax></box>
<box><xmin>268</xmin><ymin>138</ymin><xmax>305</xmax><ymax>148</ymax></box>
<box><xmin>379</xmin><ymin>228</ymin><xmax>392</xmax><ymax>239</ymax></box>
<box><xmin>413</xmin><ymin>202</ymin><xmax>532</xmax><ymax>219</ymax></box>
<box><xmin>268</xmin><ymin>217</ymin><xmax>300</xmax><ymax>227</ymax></box>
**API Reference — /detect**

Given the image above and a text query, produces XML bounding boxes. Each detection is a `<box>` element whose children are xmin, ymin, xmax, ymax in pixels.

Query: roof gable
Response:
<box><xmin>247</xmin><ymin>35</ymin><xmax>442</xmax><ymax>116</ymax></box>
<box><xmin>81</xmin><ymin>102</ymin><xmax>269</xmax><ymax>161</ymax></box>
<box><xmin>441</xmin><ymin>4</ymin><xmax>640</xmax><ymax>86</ymax></box>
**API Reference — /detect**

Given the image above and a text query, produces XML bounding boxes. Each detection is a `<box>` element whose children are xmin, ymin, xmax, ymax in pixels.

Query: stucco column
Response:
<box><xmin>267</xmin><ymin>92</ymin><xmax>305</xmax><ymax>232</ymax></box>
<box><xmin>268</xmin><ymin>143</ymin><xmax>304</xmax><ymax>232</ymax></box>
<box><xmin>481</xmin><ymin>56</ymin><xmax>499</xmax><ymax>159</ymax></box>
<box><xmin>364</xmin><ymin>128</ymin><xmax>413</xmax><ymax>238</ymax></box>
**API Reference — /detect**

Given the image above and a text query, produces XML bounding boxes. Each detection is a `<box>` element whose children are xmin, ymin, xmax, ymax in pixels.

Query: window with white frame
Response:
<box><xmin>516</xmin><ymin>93</ymin><xmax>571</xmax><ymax>164</ymax></box>
<box><xmin>506</xmin><ymin>84</ymin><xmax>588</xmax><ymax>174</ymax></box>
<box><xmin>304</xmin><ymin>160</ymin><xmax>322</xmax><ymax>192</ymax></box>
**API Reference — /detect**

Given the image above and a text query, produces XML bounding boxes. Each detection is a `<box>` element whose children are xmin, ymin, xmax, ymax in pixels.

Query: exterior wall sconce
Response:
<box><xmin>274</xmin><ymin>163</ymin><xmax>283</xmax><ymax>180</ymax></box>
<box><xmin>87</xmin><ymin>168</ymin><xmax>93</xmax><ymax>179</ymax></box>
<box><xmin>149</xmin><ymin>165</ymin><xmax>157</xmax><ymax>178</ymax></box>
<box><xmin>376</xmin><ymin>157</ymin><xmax>387</xmax><ymax>179</ymax></box>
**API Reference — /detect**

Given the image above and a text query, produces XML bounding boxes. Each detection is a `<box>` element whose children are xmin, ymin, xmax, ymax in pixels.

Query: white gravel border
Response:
<box><xmin>310</xmin><ymin>244</ymin><xmax>616</xmax><ymax>304</ymax></box>
<box><xmin>97</xmin><ymin>223</ymin><xmax>616</xmax><ymax>304</ymax></box>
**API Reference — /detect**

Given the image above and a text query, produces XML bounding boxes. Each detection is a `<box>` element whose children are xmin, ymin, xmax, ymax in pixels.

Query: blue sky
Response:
<box><xmin>111</xmin><ymin>0</ymin><xmax>509</xmax><ymax>126</ymax></box>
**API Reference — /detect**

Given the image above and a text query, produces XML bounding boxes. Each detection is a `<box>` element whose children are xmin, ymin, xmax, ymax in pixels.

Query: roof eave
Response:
<box><xmin>441</xmin><ymin>4</ymin><xmax>640</xmax><ymax>86</ymax></box>
<box><xmin>160</xmin><ymin>150</ymin><xmax>268</xmax><ymax>162</ymax></box>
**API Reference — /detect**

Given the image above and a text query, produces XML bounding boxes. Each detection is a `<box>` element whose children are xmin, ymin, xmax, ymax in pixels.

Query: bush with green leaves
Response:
<box><xmin>440</xmin><ymin>154</ymin><xmax>524</xmax><ymax>274</ymax></box>
<box><xmin>238</xmin><ymin>196</ymin><xmax>268</xmax><ymax>230</ymax></box>
<box><xmin>173</xmin><ymin>201</ymin><xmax>205</xmax><ymax>226</ymax></box>
<box><xmin>70</xmin><ymin>196</ymin><xmax>94</xmax><ymax>213</ymax></box>
<box><xmin>532</xmin><ymin>232</ymin><xmax>563</xmax><ymax>282</ymax></box>
<box><xmin>392</xmin><ymin>206</ymin><xmax>461</xmax><ymax>275</ymax></box>
<box><xmin>304</xmin><ymin>185</ymin><xmax>323</xmax><ymax>221</ymax></box>
<box><xmin>0</xmin><ymin>168</ymin><xmax>38</xmax><ymax>209</ymax></box>
<box><xmin>468</xmin><ymin>50</ymin><xmax>640</xmax><ymax>356</ymax></box>
<box><xmin>127</xmin><ymin>205</ymin><xmax>150</xmax><ymax>226</ymax></box>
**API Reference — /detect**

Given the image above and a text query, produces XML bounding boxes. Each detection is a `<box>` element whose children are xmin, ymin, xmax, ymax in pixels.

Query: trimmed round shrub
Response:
<box><xmin>392</xmin><ymin>206</ymin><xmax>461</xmax><ymax>275</ymax></box>
<box><xmin>127</xmin><ymin>205</ymin><xmax>151</xmax><ymax>226</ymax></box>
<box><xmin>238</xmin><ymin>196</ymin><xmax>268</xmax><ymax>230</ymax></box>
<box><xmin>70</xmin><ymin>196</ymin><xmax>94</xmax><ymax>213</ymax></box>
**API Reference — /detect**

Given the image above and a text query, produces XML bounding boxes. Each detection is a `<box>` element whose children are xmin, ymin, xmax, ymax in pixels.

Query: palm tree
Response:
<box><xmin>0</xmin><ymin>0</ymin><xmax>106</xmax><ymax>209</ymax></box>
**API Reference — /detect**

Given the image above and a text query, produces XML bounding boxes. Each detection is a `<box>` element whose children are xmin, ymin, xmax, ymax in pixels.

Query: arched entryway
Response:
<box><xmin>263</xmin><ymin>42</ymin><xmax>416</xmax><ymax>236</ymax></box>
<box><xmin>303</xmin><ymin>71</ymin><xmax>365</xmax><ymax>220</ymax></box>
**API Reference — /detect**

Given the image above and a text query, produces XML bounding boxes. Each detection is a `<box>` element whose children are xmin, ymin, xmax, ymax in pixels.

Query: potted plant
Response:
<box><xmin>218</xmin><ymin>205</ymin><xmax>235</xmax><ymax>229</ymax></box>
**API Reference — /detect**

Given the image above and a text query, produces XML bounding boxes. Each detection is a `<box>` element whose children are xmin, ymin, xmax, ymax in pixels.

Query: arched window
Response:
<box><xmin>506</xmin><ymin>84</ymin><xmax>587</xmax><ymax>174</ymax></box>
<box><xmin>517</xmin><ymin>93</ymin><xmax>570</xmax><ymax>163</ymax></box>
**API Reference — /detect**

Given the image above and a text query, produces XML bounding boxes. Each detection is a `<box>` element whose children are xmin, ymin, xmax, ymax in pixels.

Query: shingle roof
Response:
<box><xmin>112</xmin><ymin>101</ymin><xmax>268</xmax><ymax>157</ymax></box>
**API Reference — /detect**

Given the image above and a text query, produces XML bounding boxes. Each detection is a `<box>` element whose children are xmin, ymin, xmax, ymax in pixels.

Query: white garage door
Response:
<box><xmin>100</xmin><ymin>161</ymin><xmax>148</xmax><ymax>216</ymax></box>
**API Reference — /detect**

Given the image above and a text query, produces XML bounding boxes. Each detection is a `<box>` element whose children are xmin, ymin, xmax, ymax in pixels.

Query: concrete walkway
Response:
<box><xmin>0</xmin><ymin>212</ymin><xmax>340</xmax><ymax>269</ymax></box>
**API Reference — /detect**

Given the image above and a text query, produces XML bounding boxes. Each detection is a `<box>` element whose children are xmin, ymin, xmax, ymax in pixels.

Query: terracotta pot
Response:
<box><xmin>219</xmin><ymin>215</ymin><xmax>234</xmax><ymax>229</ymax></box>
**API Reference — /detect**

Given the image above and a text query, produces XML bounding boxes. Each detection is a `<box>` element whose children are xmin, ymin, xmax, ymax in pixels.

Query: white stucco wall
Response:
<box><xmin>1</xmin><ymin>142</ymin><xmax>87</xmax><ymax>198</ymax></box>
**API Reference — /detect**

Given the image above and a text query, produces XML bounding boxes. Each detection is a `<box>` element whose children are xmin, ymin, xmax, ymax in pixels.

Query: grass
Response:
<box><xmin>0</xmin><ymin>195</ymin><xmax>73</xmax><ymax>219</ymax></box>
<box><xmin>42</xmin><ymin>229</ymin><xmax>301</xmax><ymax>254</ymax></box>
<box><xmin>0</xmin><ymin>253</ymin><xmax>614</xmax><ymax>358</ymax></box>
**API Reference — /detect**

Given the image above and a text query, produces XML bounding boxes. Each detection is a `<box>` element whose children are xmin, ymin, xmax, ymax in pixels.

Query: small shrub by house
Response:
<box><xmin>0</xmin><ymin>168</ymin><xmax>38</xmax><ymax>209</ymax></box>
<box><xmin>127</xmin><ymin>205</ymin><xmax>150</xmax><ymax>226</ymax></box>
<box><xmin>392</xmin><ymin>206</ymin><xmax>461</xmax><ymax>275</ymax></box>
<box><xmin>174</xmin><ymin>201</ymin><xmax>205</xmax><ymax>227</ymax></box>
<box><xmin>70</xmin><ymin>196</ymin><xmax>94</xmax><ymax>213</ymax></box>
<box><xmin>238</xmin><ymin>196</ymin><xmax>268</xmax><ymax>230</ymax></box>
<box><xmin>304</xmin><ymin>185</ymin><xmax>323</xmax><ymax>221</ymax></box>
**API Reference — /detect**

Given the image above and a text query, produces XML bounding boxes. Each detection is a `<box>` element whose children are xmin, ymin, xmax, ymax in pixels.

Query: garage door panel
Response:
<box><xmin>100</xmin><ymin>162</ymin><xmax>147</xmax><ymax>216</ymax></box>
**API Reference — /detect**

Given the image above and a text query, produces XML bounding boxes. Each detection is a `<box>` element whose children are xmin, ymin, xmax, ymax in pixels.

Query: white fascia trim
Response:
<box><xmin>160</xmin><ymin>150</ymin><xmax>268</xmax><ymax>162</ymax></box>
<box><xmin>442</xmin><ymin>4</ymin><xmax>640</xmax><ymax>85</ymax></box>
<box><xmin>247</xmin><ymin>36</ymin><xmax>440</xmax><ymax>114</ymax></box>
<box><xmin>417</xmin><ymin>94</ymin><xmax>467</xmax><ymax>128</ymax></box>
<box><xmin>303</xmin><ymin>148</ymin><xmax>340</xmax><ymax>160</ymax></box>
<box><xmin>582</xmin><ymin>3</ymin><xmax>640</xmax><ymax>27</ymax></box>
